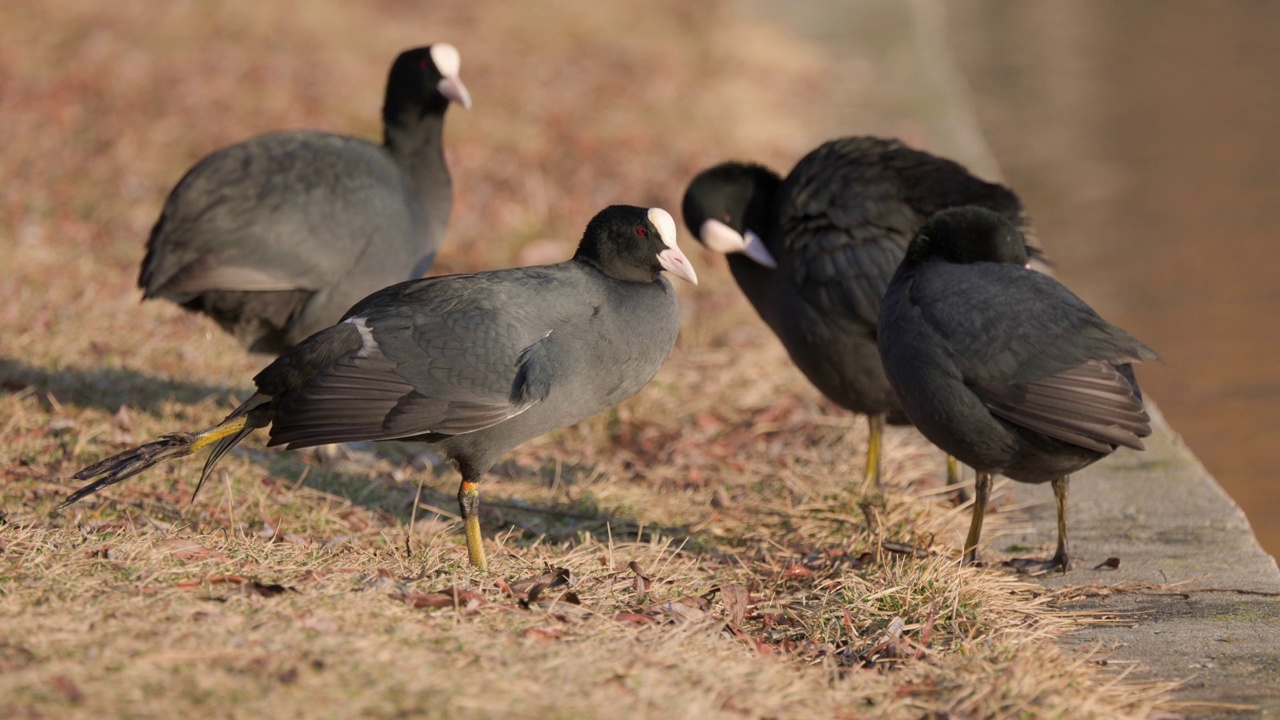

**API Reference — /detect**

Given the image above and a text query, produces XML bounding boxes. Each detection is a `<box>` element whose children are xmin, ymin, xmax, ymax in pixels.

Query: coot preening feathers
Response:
<box><xmin>67</xmin><ymin>205</ymin><xmax>698</xmax><ymax>572</ymax></box>
<box><xmin>878</xmin><ymin>207</ymin><xmax>1157</xmax><ymax>571</ymax></box>
<box><xmin>139</xmin><ymin>44</ymin><xmax>472</xmax><ymax>355</ymax></box>
<box><xmin>682</xmin><ymin>136</ymin><xmax>1028</xmax><ymax>487</ymax></box>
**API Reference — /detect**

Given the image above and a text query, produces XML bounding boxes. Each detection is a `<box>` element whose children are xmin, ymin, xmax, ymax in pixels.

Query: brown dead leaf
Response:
<box><xmin>520</xmin><ymin>582</ymin><xmax>584</xmax><ymax>613</ymax></box>
<box><xmin>510</xmin><ymin>567</ymin><xmax>574</xmax><ymax>595</ymax></box>
<box><xmin>720</xmin><ymin>583</ymin><xmax>750</xmax><ymax>627</ymax></box>
<box><xmin>783</xmin><ymin>564</ymin><xmax>812</xmax><ymax>580</ymax></box>
<box><xmin>652</xmin><ymin>597</ymin><xmax>709</xmax><ymax>624</ymax></box>
<box><xmin>82</xmin><ymin>544</ymin><xmax>113</xmax><ymax>559</ymax></box>
<box><xmin>391</xmin><ymin>587</ymin><xmax>487</xmax><ymax>610</ymax></box>
<box><xmin>693</xmin><ymin>412</ymin><xmax>725</xmax><ymax>433</ymax></box>
<box><xmin>614</xmin><ymin>612</ymin><xmax>657</xmax><ymax>625</ymax></box>
<box><xmin>629</xmin><ymin>561</ymin><xmax>652</xmax><ymax>603</ymax></box>
<box><xmin>153</xmin><ymin>538</ymin><xmax>230</xmax><ymax>563</ymax></box>
<box><xmin>521</xmin><ymin>627</ymin><xmax>565</xmax><ymax>642</ymax></box>
<box><xmin>51</xmin><ymin>674</ymin><xmax>84</xmax><ymax>704</ymax></box>
<box><xmin>863</xmin><ymin>617</ymin><xmax>908</xmax><ymax>664</ymax></box>
<box><xmin>1094</xmin><ymin>557</ymin><xmax>1122</xmax><ymax>570</ymax></box>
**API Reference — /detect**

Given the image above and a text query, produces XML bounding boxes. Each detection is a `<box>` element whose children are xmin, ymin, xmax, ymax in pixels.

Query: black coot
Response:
<box><xmin>878</xmin><ymin>207</ymin><xmax>1157</xmax><ymax>571</ymax></box>
<box><xmin>67</xmin><ymin>206</ymin><xmax>698</xmax><ymax>572</ymax></box>
<box><xmin>139</xmin><ymin>44</ymin><xmax>472</xmax><ymax>355</ymax></box>
<box><xmin>681</xmin><ymin>136</ymin><xmax>1027</xmax><ymax>487</ymax></box>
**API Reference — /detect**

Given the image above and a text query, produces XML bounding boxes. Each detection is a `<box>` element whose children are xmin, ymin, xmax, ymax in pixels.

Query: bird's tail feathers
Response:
<box><xmin>61</xmin><ymin>409</ymin><xmax>265</xmax><ymax>508</ymax></box>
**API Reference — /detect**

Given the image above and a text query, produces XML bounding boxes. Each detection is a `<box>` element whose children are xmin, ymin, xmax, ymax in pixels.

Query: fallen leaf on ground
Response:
<box><xmin>51</xmin><ymin>674</ymin><xmax>84</xmax><ymax>704</ymax></box>
<box><xmin>630</xmin><ymin>561</ymin><xmax>652</xmax><ymax>603</ymax></box>
<box><xmin>153</xmin><ymin>538</ymin><xmax>230</xmax><ymax>563</ymax></box>
<box><xmin>720</xmin><ymin>583</ymin><xmax>751</xmax><ymax>626</ymax></box>
<box><xmin>614</xmin><ymin>612</ymin><xmax>657</xmax><ymax>625</ymax></box>
<box><xmin>391</xmin><ymin>587</ymin><xmax>487</xmax><ymax>610</ymax></box>
<box><xmin>521</xmin><ymin>627</ymin><xmax>565</xmax><ymax>641</ymax></box>
<box><xmin>510</xmin><ymin>567</ymin><xmax>574</xmax><ymax>595</ymax></box>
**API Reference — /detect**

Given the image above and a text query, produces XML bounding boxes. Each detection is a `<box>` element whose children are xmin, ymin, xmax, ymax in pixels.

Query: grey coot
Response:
<box><xmin>66</xmin><ymin>205</ymin><xmax>698</xmax><ymax>572</ymax></box>
<box><xmin>138</xmin><ymin>44</ymin><xmax>472</xmax><ymax>355</ymax></box>
<box><xmin>878</xmin><ymin>207</ymin><xmax>1157</xmax><ymax>571</ymax></box>
<box><xmin>681</xmin><ymin>136</ymin><xmax>1028</xmax><ymax>487</ymax></box>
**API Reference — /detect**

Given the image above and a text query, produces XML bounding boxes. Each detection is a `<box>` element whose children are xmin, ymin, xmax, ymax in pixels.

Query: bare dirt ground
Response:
<box><xmin>1</xmin><ymin>1</ymin><xmax>1172</xmax><ymax>717</ymax></box>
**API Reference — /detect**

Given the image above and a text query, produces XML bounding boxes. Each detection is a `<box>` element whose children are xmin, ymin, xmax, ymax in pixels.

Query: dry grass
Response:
<box><xmin>0</xmin><ymin>1</ymin><xmax>1173</xmax><ymax>718</ymax></box>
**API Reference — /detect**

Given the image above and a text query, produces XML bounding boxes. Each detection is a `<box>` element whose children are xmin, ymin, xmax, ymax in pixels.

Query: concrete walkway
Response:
<box><xmin>746</xmin><ymin>0</ymin><xmax>1280</xmax><ymax>714</ymax></box>
<box><xmin>1003</xmin><ymin>415</ymin><xmax>1280</xmax><ymax>716</ymax></box>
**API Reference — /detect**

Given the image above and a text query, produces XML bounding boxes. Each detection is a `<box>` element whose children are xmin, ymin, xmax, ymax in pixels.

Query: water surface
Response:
<box><xmin>948</xmin><ymin>1</ymin><xmax>1280</xmax><ymax>556</ymax></box>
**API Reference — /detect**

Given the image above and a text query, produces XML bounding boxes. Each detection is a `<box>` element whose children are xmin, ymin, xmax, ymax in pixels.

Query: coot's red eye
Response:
<box><xmin>723</xmin><ymin>213</ymin><xmax>731</xmax><ymax>222</ymax></box>
<box><xmin>419</xmin><ymin>59</ymin><xmax>431</xmax><ymax>71</ymax></box>
<box><xmin>636</xmin><ymin>226</ymin><xmax>648</xmax><ymax>237</ymax></box>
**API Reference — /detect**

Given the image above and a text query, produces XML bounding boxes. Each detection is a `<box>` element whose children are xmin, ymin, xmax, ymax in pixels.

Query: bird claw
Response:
<box><xmin>1003</xmin><ymin>555</ymin><xmax>1070</xmax><ymax>575</ymax></box>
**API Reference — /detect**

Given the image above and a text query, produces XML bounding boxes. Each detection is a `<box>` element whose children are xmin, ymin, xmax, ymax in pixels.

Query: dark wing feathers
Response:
<box><xmin>904</xmin><ymin>260</ymin><xmax>1156</xmax><ymax>454</ymax></box>
<box><xmin>972</xmin><ymin>360</ymin><xmax>1151</xmax><ymax>453</ymax></box>
<box><xmin>779</xmin><ymin>137</ymin><xmax>1023</xmax><ymax>327</ymax></box>
<box><xmin>511</xmin><ymin>332</ymin><xmax>555</xmax><ymax>407</ymax></box>
<box><xmin>263</xmin><ymin>276</ymin><xmax>557</xmax><ymax>449</ymax></box>
<box><xmin>143</xmin><ymin>133</ymin><xmax>398</xmax><ymax>298</ymax></box>
<box><xmin>915</xmin><ymin>263</ymin><xmax>1158</xmax><ymax>386</ymax></box>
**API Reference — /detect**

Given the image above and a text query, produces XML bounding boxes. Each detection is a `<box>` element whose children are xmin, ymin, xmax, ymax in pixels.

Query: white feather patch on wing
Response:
<box><xmin>343</xmin><ymin>316</ymin><xmax>379</xmax><ymax>358</ymax></box>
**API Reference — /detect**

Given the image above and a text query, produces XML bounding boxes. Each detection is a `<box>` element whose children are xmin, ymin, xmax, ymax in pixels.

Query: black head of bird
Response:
<box><xmin>681</xmin><ymin>161</ymin><xmax>782</xmax><ymax>269</ymax></box>
<box><xmin>383</xmin><ymin>43</ymin><xmax>472</xmax><ymax>124</ymax></box>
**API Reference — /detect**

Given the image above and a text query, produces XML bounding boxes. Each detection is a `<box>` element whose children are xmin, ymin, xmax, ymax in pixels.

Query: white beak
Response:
<box><xmin>741</xmin><ymin>230</ymin><xmax>778</xmax><ymax>269</ymax></box>
<box><xmin>658</xmin><ymin>247</ymin><xmax>698</xmax><ymax>285</ymax></box>
<box><xmin>650</xmin><ymin>208</ymin><xmax>698</xmax><ymax>285</ymax></box>
<box><xmin>698</xmin><ymin>219</ymin><xmax>777</xmax><ymax>269</ymax></box>
<box><xmin>431</xmin><ymin>44</ymin><xmax>472</xmax><ymax>109</ymax></box>
<box><xmin>437</xmin><ymin>76</ymin><xmax>472</xmax><ymax>109</ymax></box>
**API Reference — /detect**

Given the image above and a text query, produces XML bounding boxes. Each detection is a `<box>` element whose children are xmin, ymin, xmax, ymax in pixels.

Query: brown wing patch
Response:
<box><xmin>972</xmin><ymin>360</ymin><xmax>1150</xmax><ymax>453</ymax></box>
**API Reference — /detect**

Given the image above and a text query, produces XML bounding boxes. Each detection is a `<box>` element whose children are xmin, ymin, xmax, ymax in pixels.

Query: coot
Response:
<box><xmin>878</xmin><ymin>207</ymin><xmax>1156</xmax><ymax>571</ymax></box>
<box><xmin>682</xmin><ymin>137</ymin><xmax>1028</xmax><ymax>487</ymax></box>
<box><xmin>139</xmin><ymin>44</ymin><xmax>471</xmax><ymax>355</ymax></box>
<box><xmin>67</xmin><ymin>205</ymin><xmax>698</xmax><ymax>572</ymax></box>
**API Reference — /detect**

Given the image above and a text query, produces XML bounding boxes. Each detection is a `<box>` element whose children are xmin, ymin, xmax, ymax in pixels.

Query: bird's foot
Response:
<box><xmin>1004</xmin><ymin>552</ymin><xmax>1071</xmax><ymax>575</ymax></box>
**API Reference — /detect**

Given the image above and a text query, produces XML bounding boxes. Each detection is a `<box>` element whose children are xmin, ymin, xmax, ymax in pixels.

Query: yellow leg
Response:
<box><xmin>457</xmin><ymin>479</ymin><xmax>489</xmax><ymax>572</ymax></box>
<box><xmin>1051</xmin><ymin>477</ymin><xmax>1071</xmax><ymax>572</ymax></box>
<box><xmin>945</xmin><ymin>455</ymin><xmax>969</xmax><ymax>503</ymax></box>
<box><xmin>190</xmin><ymin>415</ymin><xmax>250</xmax><ymax>452</ymax></box>
<box><xmin>962</xmin><ymin>471</ymin><xmax>992</xmax><ymax>565</ymax></box>
<box><xmin>1008</xmin><ymin>476</ymin><xmax>1073</xmax><ymax>574</ymax></box>
<box><xmin>864</xmin><ymin>414</ymin><xmax>883</xmax><ymax>489</ymax></box>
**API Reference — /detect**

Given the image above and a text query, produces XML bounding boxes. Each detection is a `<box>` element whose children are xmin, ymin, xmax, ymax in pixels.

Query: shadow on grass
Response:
<box><xmin>250</xmin><ymin>446</ymin><xmax>712</xmax><ymax>560</ymax></box>
<box><xmin>10</xmin><ymin>354</ymin><xmax>707</xmax><ymax>560</ymax></box>
<box><xmin>52</xmin><ymin>427</ymin><xmax>707</xmax><ymax>564</ymax></box>
<box><xmin>0</xmin><ymin>356</ymin><xmax>249</xmax><ymax>415</ymax></box>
